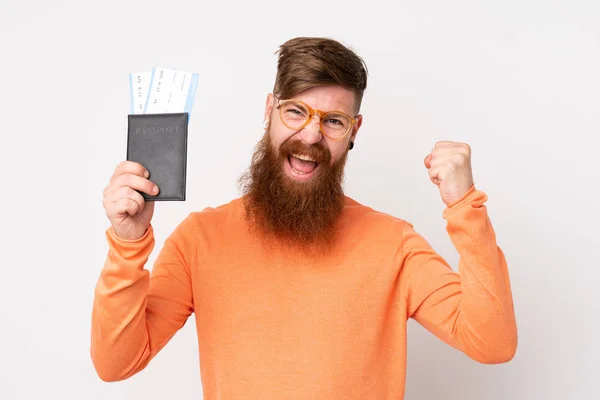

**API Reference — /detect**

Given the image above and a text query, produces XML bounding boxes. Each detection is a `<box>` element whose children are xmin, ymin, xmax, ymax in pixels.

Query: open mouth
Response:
<box><xmin>286</xmin><ymin>153</ymin><xmax>319</xmax><ymax>180</ymax></box>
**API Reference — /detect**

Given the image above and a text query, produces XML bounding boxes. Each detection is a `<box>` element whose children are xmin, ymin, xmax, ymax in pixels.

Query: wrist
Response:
<box><xmin>109</xmin><ymin>224</ymin><xmax>153</xmax><ymax>243</ymax></box>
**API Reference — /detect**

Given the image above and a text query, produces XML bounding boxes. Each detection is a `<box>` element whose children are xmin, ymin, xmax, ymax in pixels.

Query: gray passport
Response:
<box><xmin>126</xmin><ymin>112</ymin><xmax>188</xmax><ymax>201</ymax></box>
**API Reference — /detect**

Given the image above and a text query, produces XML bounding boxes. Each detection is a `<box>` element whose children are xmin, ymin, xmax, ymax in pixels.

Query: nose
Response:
<box><xmin>299</xmin><ymin>115</ymin><xmax>323</xmax><ymax>145</ymax></box>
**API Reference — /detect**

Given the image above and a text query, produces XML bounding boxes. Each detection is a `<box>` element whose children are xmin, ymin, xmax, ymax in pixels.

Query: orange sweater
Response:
<box><xmin>91</xmin><ymin>186</ymin><xmax>517</xmax><ymax>398</ymax></box>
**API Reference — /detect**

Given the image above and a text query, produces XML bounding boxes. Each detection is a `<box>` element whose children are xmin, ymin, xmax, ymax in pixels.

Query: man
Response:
<box><xmin>91</xmin><ymin>37</ymin><xmax>517</xmax><ymax>398</ymax></box>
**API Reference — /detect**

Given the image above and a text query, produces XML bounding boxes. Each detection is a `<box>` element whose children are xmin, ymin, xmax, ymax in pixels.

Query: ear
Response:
<box><xmin>264</xmin><ymin>93</ymin><xmax>275</xmax><ymax>122</ymax></box>
<box><xmin>350</xmin><ymin>114</ymin><xmax>363</xmax><ymax>143</ymax></box>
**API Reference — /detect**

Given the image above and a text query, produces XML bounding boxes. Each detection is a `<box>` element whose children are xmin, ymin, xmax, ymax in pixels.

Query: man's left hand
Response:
<box><xmin>424</xmin><ymin>141</ymin><xmax>474</xmax><ymax>206</ymax></box>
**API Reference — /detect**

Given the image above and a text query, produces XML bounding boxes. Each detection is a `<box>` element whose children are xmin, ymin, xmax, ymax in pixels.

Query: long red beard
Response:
<box><xmin>238</xmin><ymin>131</ymin><xmax>349</xmax><ymax>250</ymax></box>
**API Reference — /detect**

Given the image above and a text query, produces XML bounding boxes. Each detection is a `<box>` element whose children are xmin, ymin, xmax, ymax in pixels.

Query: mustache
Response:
<box><xmin>279</xmin><ymin>138</ymin><xmax>332</xmax><ymax>165</ymax></box>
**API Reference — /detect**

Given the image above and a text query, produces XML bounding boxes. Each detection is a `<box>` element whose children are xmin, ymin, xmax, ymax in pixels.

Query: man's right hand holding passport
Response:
<box><xmin>102</xmin><ymin>161</ymin><xmax>158</xmax><ymax>241</ymax></box>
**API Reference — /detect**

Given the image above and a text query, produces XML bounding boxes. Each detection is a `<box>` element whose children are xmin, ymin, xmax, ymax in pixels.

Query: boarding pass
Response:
<box><xmin>129</xmin><ymin>67</ymin><xmax>199</xmax><ymax>118</ymax></box>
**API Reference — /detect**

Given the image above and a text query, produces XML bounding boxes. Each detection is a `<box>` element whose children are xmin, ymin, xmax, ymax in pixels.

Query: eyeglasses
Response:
<box><xmin>276</xmin><ymin>99</ymin><xmax>357</xmax><ymax>140</ymax></box>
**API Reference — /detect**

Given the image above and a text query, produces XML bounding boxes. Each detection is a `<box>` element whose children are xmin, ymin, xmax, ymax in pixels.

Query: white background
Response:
<box><xmin>1</xmin><ymin>0</ymin><xmax>598</xmax><ymax>399</ymax></box>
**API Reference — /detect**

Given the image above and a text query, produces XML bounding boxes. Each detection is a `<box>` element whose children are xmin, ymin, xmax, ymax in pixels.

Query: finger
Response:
<box><xmin>109</xmin><ymin>186</ymin><xmax>146</xmax><ymax>211</ymax></box>
<box><xmin>111</xmin><ymin>161</ymin><xmax>150</xmax><ymax>183</ymax></box>
<box><xmin>434</xmin><ymin>141</ymin><xmax>456</xmax><ymax>147</ymax></box>
<box><xmin>424</xmin><ymin>154</ymin><xmax>432</xmax><ymax>168</ymax></box>
<box><xmin>430</xmin><ymin>153</ymin><xmax>470</xmax><ymax>170</ymax></box>
<box><xmin>433</xmin><ymin>141</ymin><xmax>471</xmax><ymax>155</ymax></box>
<box><xmin>111</xmin><ymin>198</ymin><xmax>140</xmax><ymax>218</ymax></box>
<box><xmin>113</xmin><ymin>173</ymin><xmax>159</xmax><ymax>196</ymax></box>
<box><xmin>428</xmin><ymin>154</ymin><xmax>449</xmax><ymax>169</ymax></box>
<box><xmin>428</xmin><ymin>167</ymin><xmax>442</xmax><ymax>185</ymax></box>
<box><xmin>430</xmin><ymin>146</ymin><xmax>461</xmax><ymax>158</ymax></box>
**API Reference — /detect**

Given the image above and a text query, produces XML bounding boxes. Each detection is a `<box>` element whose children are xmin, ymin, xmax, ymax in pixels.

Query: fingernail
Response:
<box><xmin>153</xmin><ymin>185</ymin><xmax>159</xmax><ymax>194</ymax></box>
<box><xmin>145</xmin><ymin>170</ymin><xmax>150</xmax><ymax>178</ymax></box>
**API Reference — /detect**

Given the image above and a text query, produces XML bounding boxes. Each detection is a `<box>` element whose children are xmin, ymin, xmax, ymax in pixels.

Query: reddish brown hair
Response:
<box><xmin>273</xmin><ymin>37</ymin><xmax>368</xmax><ymax>113</ymax></box>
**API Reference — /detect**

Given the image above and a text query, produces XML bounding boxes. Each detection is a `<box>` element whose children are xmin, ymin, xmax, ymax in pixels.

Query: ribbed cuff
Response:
<box><xmin>442</xmin><ymin>185</ymin><xmax>489</xmax><ymax>220</ymax></box>
<box><xmin>105</xmin><ymin>224</ymin><xmax>155</xmax><ymax>261</ymax></box>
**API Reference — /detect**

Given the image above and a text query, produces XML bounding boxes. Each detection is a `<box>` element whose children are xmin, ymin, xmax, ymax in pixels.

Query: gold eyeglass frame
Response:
<box><xmin>276</xmin><ymin>98</ymin><xmax>358</xmax><ymax>140</ymax></box>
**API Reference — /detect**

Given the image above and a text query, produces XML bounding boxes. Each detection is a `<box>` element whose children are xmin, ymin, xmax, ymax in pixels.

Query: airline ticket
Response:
<box><xmin>129</xmin><ymin>67</ymin><xmax>198</xmax><ymax>118</ymax></box>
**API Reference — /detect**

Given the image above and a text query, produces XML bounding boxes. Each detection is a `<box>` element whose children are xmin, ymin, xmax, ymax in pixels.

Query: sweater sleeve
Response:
<box><xmin>90</xmin><ymin>221</ymin><xmax>194</xmax><ymax>381</ymax></box>
<box><xmin>400</xmin><ymin>186</ymin><xmax>518</xmax><ymax>364</ymax></box>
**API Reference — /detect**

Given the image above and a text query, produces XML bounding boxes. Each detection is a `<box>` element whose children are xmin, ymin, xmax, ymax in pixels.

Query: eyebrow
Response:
<box><xmin>295</xmin><ymin>103</ymin><xmax>308</xmax><ymax>113</ymax></box>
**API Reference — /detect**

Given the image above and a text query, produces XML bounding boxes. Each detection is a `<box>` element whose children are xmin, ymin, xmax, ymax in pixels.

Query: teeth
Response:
<box><xmin>291</xmin><ymin>167</ymin><xmax>308</xmax><ymax>175</ymax></box>
<box><xmin>292</xmin><ymin>154</ymin><xmax>316</xmax><ymax>162</ymax></box>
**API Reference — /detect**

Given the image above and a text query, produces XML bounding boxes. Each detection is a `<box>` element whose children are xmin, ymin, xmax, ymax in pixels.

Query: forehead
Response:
<box><xmin>291</xmin><ymin>85</ymin><xmax>356</xmax><ymax>115</ymax></box>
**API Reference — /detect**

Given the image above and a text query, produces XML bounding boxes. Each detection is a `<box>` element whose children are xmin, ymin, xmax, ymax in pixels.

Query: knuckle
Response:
<box><xmin>132</xmin><ymin>190</ymin><xmax>144</xmax><ymax>205</ymax></box>
<box><xmin>126</xmin><ymin>187</ymin><xmax>137</xmax><ymax>198</ymax></box>
<box><xmin>122</xmin><ymin>160</ymin><xmax>136</xmax><ymax>169</ymax></box>
<box><xmin>115</xmin><ymin>161</ymin><xmax>128</xmax><ymax>175</ymax></box>
<box><xmin>114</xmin><ymin>201</ymin><xmax>124</xmax><ymax>214</ymax></box>
<box><xmin>122</xmin><ymin>174</ymin><xmax>134</xmax><ymax>189</ymax></box>
<box><xmin>126</xmin><ymin>161</ymin><xmax>144</xmax><ymax>176</ymax></box>
<box><xmin>130</xmin><ymin>201</ymin><xmax>139</xmax><ymax>213</ymax></box>
<box><xmin>452</xmin><ymin>154</ymin><xmax>465</xmax><ymax>164</ymax></box>
<box><xmin>113</xmin><ymin>174</ymin><xmax>124</xmax><ymax>187</ymax></box>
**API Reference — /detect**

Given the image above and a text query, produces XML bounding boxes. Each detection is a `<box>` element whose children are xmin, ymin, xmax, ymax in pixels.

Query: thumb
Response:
<box><xmin>424</xmin><ymin>154</ymin><xmax>432</xmax><ymax>169</ymax></box>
